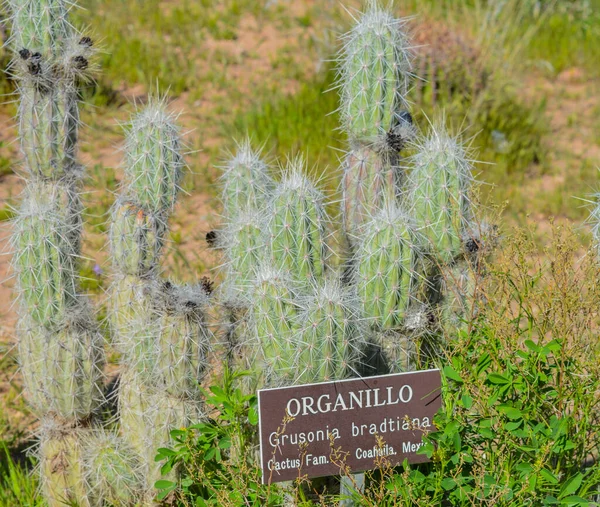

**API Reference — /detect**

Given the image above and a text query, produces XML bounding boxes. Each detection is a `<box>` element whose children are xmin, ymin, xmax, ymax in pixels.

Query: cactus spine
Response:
<box><xmin>338</xmin><ymin>1</ymin><xmax>415</xmax><ymax>250</ymax></box>
<box><xmin>9</xmin><ymin>1</ymin><xmax>104</xmax><ymax>505</ymax></box>
<box><xmin>296</xmin><ymin>279</ymin><xmax>364</xmax><ymax>383</ymax></box>
<box><xmin>408</xmin><ymin>124</ymin><xmax>475</xmax><ymax>264</ymax></box>
<box><xmin>109</xmin><ymin>100</ymin><xmax>212</xmax><ymax>500</ymax></box>
<box><xmin>338</xmin><ymin>0</ymin><xmax>412</xmax><ymax>145</ymax></box>
<box><xmin>267</xmin><ymin>158</ymin><xmax>329</xmax><ymax>283</ymax></box>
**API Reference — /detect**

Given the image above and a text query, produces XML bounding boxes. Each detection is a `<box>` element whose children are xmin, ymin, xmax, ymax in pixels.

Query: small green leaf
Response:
<box><xmin>443</xmin><ymin>365</ymin><xmax>463</xmax><ymax>383</ymax></box>
<box><xmin>559</xmin><ymin>473</ymin><xmax>583</xmax><ymax>499</ymax></box>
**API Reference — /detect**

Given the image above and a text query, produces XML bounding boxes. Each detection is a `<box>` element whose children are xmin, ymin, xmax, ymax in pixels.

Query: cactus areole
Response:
<box><xmin>257</xmin><ymin>369</ymin><xmax>441</xmax><ymax>483</ymax></box>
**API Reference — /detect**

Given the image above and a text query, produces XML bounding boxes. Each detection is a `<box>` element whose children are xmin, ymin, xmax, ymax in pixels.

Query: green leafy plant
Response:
<box><xmin>155</xmin><ymin>368</ymin><xmax>284</xmax><ymax>506</ymax></box>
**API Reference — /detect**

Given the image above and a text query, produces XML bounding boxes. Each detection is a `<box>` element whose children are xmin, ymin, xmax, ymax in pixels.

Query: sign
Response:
<box><xmin>258</xmin><ymin>369</ymin><xmax>441</xmax><ymax>484</ymax></box>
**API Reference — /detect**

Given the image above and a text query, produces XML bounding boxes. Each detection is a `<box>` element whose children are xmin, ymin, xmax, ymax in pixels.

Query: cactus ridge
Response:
<box><xmin>408</xmin><ymin>124</ymin><xmax>475</xmax><ymax>264</ymax></box>
<box><xmin>18</xmin><ymin>308</ymin><xmax>105</xmax><ymax>422</ymax></box>
<box><xmin>354</xmin><ymin>201</ymin><xmax>425</xmax><ymax>330</ymax></box>
<box><xmin>83</xmin><ymin>432</ymin><xmax>145</xmax><ymax>507</ymax></box>
<box><xmin>122</xmin><ymin>99</ymin><xmax>184</xmax><ymax>215</ymax></box>
<box><xmin>337</xmin><ymin>0</ymin><xmax>413</xmax><ymax>146</ymax></box>
<box><xmin>12</xmin><ymin>180</ymin><xmax>84</xmax><ymax>330</ymax></box>
<box><xmin>250</xmin><ymin>265</ymin><xmax>301</xmax><ymax>384</ymax></box>
<box><xmin>109</xmin><ymin>199</ymin><xmax>167</xmax><ymax>277</ymax></box>
<box><xmin>220</xmin><ymin>138</ymin><xmax>274</xmax><ymax>218</ymax></box>
<box><xmin>295</xmin><ymin>277</ymin><xmax>365</xmax><ymax>383</ymax></box>
<box><xmin>341</xmin><ymin>145</ymin><xmax>402</xmax><ymax>245</ymax></box>
<box><xmin>267</xmin><ymin>158</ymin><xmax>330</xmax><ymax>283</ymax></box>
<box><xmin>218</xmin><ymin>208</ymin><xmax>268</xmax><ymax>303</ymax></box>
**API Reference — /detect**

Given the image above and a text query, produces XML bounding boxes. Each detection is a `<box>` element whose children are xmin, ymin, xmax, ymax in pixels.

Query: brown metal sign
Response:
<box><xmin>258</xmin><ymin>369</ymin><xmax>442</xmax><ymax>484</ymax></box>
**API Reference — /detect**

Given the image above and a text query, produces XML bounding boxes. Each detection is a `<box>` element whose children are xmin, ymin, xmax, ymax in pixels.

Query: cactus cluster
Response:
<box><xmin>213</xmin><ymin>1</ymin><xmax>487</xmax><ymax>392</ymax></box>
<box><xmin>8</xmin><ymin>1</ymin><xmax>492</xmax><ymax>505</ymax></box>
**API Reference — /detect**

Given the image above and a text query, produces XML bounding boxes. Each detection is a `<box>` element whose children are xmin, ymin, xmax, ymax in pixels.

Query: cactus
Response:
<box><xmin>337</xmin><ymin>1</ymin><xmax>415</xmax><ymax>252</ymax></box>
<box><xmin>220</xmin><ymin>138</ymin><xmax>274</xmax><ymax>218</ymax></box>
<box><xmin>12</xmin><ymin>180</ymin><xmax>82</xmax><ymax>330</ymax></box>
<box><xmin>295</xmin><ymin>278</ymin><xmax>364</xmax><ymax>383</ymax></box>
<box><xmin>249</xmin><ymin>266</ymin><xmax>301</xmax><ymax>385</ymax></box>
<box><xmin>118</xmin><ymin>372</ymin><xmax>203</xmax><ymax>490</ymax></box>
<box><xmin>267</xmin><ymin>159</ymin><xmax>329</xmax><ymax>283</ymax></box>
<box><xmin>18</xmin><ymin>310</ymin><xmax>104</xmax><ymax>421</ymax></box>
<box><xmin>354</xmin><ymin>202</ymin><xmax>425</xmax><ymax>331</ymax></box>
<box><xmin>341</xmin><ymin>144</ymin><xmax>400</xmax><ymax>244</ymax></box>
<box><xmin>122</xmin><ymin>104</ymin><xmax>184</xmax><ymax>214</ymax></box>
<box><xmin>139</xmin><ymin>280</ymin><xmax>212</xmax><ymax>398</ymax></box>
<box><xmin>109</xmin><ymin>100</ymin><xmax>213</xmax><ymax>502</ymax></box>
<box><xmin>220</xmin><ymin>209</ymin><xmax>268</xmax><ymax>302</ymax></box>
<box><xmin>83</xmin><ymin>432</ymin><xmax>145</xmax><ymax>506</ymax></box>
<box><xmin>8</xmin><ymin>2</ymin><xmax>106</xmax><ymax>505</ymax></box>
<box><xmin>9</xmin><ymin>0</ymin><xmax>94</xmax><ymax>181</ymax></box>
<box><xmin>408</xmin><ymin>124</ymin><xmax>475</xmax><ymax>264</ymax></box>
<box><xmin>109</xmin><ymin>201</ymin><xmax>166</xmax><ymax>277</ymax></box>
<box><xmin>337</xmin><ymin>0</ymin><xmax>413</xmax><ymax>148</ymax></box>
<box><xmin>38</xmin><ymin>419</ymin><xmax>90</xmax><ymax>507</ymax></box>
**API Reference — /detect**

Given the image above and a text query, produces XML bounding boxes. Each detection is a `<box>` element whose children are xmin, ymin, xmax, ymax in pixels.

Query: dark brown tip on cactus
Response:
<box><xmin>201</xmin><ymin>276</ymin><xmax>214</xmax><ymax>295</ymax></box>
<box><xmin>72</xmin><ymin>55</ymin><xmax>89</xmax><ymax>70</ymax></box>
<box><xmin>28</xmin><ymin>57</ymin><xmax>42</xmax><ymax>76</ymax></box>
<box><xmin>205</xmin><ymin>230</ymin><xmax>217</xmax><ymax>247</ymax></box>
<box><xmin>465</xmin><ymin>237</ymin><xmax>480</xmax><ymax>253</ymax></box>
<box><xmin>79</xmin><ymin>37</ymin><xmax>93</xmax><ymax>47</ymax></box>
<box><xmin>19</xmin><ymin>48</ymin><xmax>31</xmax><ymax>60</ymax></box>
<box><xmin>386</xmin><ymin>131</ymin><xmax>405</xmax><ymax>152</ymax></box>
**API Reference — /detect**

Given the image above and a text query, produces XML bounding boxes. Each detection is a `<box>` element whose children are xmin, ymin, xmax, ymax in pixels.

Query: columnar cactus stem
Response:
<box><xmin>109</xmin><ymin>100</ymin><xmax>213</xmax><ymax>501</ymax></box>
<box><xmin>295</xmin><ymin>278</ymin><xmax>364</xmax><ymax>384</ymax></box>
<box><xmin>337</xmin><ymin>1</ymin><xmax>415</xmax><ymax>252</ymax></box>
<box><xmin>267</xmin><ymin>158</ymin><xmax>330</xmax><ymax>284</ymax></box>
<box><xmin>83</xmin><ymin>432</ymin><xmax>144</xmax><ymax>506</ymax></box>
<box><xmin>408</xmin><ymin>124</ymin><xmax>475</xmax><ymax>264</ymax></box>
<box><xmin>249</xmin><ymin>267</ymin><xmax>300</xmax><ymax>385</ymax></box>
<box><xmin>354</xmin><ymin>202</ymin><xmax>425</xmax><ymax>332</ymax></box>
<box><xmin>337</xmin><ymin>0</ymin><xmax>412</xmax><ymax>147</ymax></box>
<box><xmin>8</xmin><ymin>2</ymin><xmax>103</xmax><ymax>505</ymax></box>
<box><xmin>220</xmin><ymin>209</ymin><xmax>267</xmax><ymax>302</ymax></box>
<box><xmin>220</xmin><ymin>138</ymin><xmax>274</xmax><ymax>218</ymax></box>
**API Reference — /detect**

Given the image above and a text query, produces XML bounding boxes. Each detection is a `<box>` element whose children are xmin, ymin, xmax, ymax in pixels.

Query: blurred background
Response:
<box><xmin>0</xmin><ymin>0</ymin><xmax>598</xmax><ymax>497</ymax></box>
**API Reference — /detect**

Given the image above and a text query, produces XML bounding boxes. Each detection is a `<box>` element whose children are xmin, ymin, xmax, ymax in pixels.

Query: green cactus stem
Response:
<box><xmin>12</xmin><ymin>180</ymin><xmax>82</xmax><ymax>330</ymax></box>
<box><xmin>354</xmin><ymin>202</ymin><xmax>424</xmax><ymax>330</ymax></box>
<box><xmin>118</xmin><ymin>372</ymin><xmax>203</xmax><ymax>491</ymax></box>
<box><xmin>341</xmin><ymin>145</ymin><xmax>401</xmax><ymax>246</ymax></box>
<box><xmin>83</xmin><ymin>432</ymin><xmax>144</xmax><ymax>507</ymax></box>
<box><xmin>18</xmin><ymin>310</ymin><xmax>104</xmax><ymax>422</ymax></box>
<box><xmin>220</xmin><ymin>209</ymin><xmax>267</xmax><ymax>303</ymax></box>
<box><xmin>409</xmin><ymin>124</ymin><xmax>475</xmax><ymax>264</ymax></box>
<box><xmin>122</xmin><ymin>100</ymin><xmax>184</xmax><ymax>214</ymax></box>
<box><xmin>267</xmin><ymin>159</ymin><xmax>329</xmax><ymax>284</ymax></box>
<box><xmin>109</xmin><ymin>201</ymin><xmax>166</xmax><ymax>277</ymax></box>
<box><xmin>221</xmin><ymin>138</ymin><xmax>274</xmax><ymax>218</ymax></box>
<box><xmin>250</xmin><ymin>266</ymin><xmax>300</xmax><ymax>384</ymax></box>
<box><xmin>295</xmin><ymin>278</ymin><xmax>364</xmax><ymax>384</ymax></box>
<box><xmin>38</xmin><ymin>419</ymin><xmax>90</xmax><ymax>507</ymax></box>
<box><xmin>337</xmin><ymin>0</ymin><xmax>413</xmax><ymax>148</ymax></box>
<box><xmin>142</xmin><ymin>280</ymin><xmax>212</xmax><ymax>398</ymax></box>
